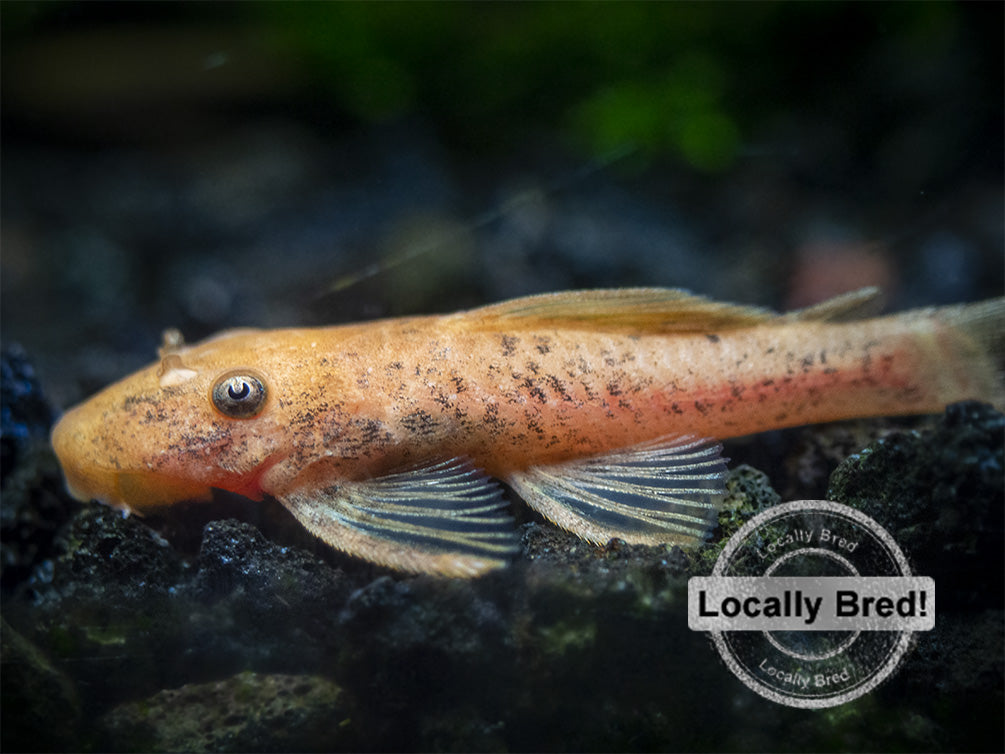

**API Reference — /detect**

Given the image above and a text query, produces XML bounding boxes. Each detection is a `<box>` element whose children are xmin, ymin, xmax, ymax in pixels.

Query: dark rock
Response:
<box><xmin>689</xmin><ymin>463</ymin><xmax>782</xmax><ymax>574</ymax></box>
<box><xmin>0</xmin><ymin>443</ymin><xmax>76</xmax><ymax>594</ymax></box>
<box><xmin>15</xmin><ymin>505</ymin><xmax>192</xmax><ymax>711</ymax></box>
<box><xmin>2</xmin><ymin>404</ymin><xmax>1001</xmax><ymax>752</ymax></box>
<box><xmin>42</xmin><ymin>503</ymin><xmax>186</xmax><ymax>601</ymax></box>
<box><xmin>819</xmin><ymin>401</ymin><xmax>1004</xmax><ymax>751</ymax></box>
<box><xmin>190</xmin><ymin>519</ymin><xmax>348</xmax><ymax>608</ymax></box>
<box><xmin>719</xmin><ymin>463</ymin><xmax>781</xmax><ymax>527</ymax></box>
<box><xmin>1</xmin><ymin>344</ymin><xmax>56</xmax><ymax>487</ymax></box>
<box><xmin>781</xmin><ymin>418</ymin><xmax>921</xmax><ymax>500</ymax></box>
<box><xmin>11</xmin><ymin>513</ymin><xmax>350</xmax><ymax>726</ymax></box>
<box><xmin>99</xmin><ymin>671</ymin><xmax>346</xmax><ymax>753</ymax></box>
<box><xmin>0</xmin><ymin>346</ymin><xmax>74</xmax><ymax>594</ymax></box>
<box><xmin>0</xmin><ymin>619</ymin><xmax>82</xmax><ymax>753</ymax></box>
<box><xmin>521</xmin><ymin>519</ymin><xmax>590</xmax><ymax>566</ymax></box>
<box><xmin>828</xmin><ymin>401</ymin><xmax>1004</xmax><ymax>611</ymax></box>
<box><xmin>332</xmin><ymin>573</ymin><xmax>514</xmax><ymax>750</ymax></box>
<box><xmin>180</xmin><ymin>519</ymin><xmax>351</xmax><ymax>679</ymax></box>
<box><xmin>905</xmin><ymin>610</ymin><xmax>1003</xmax><ymax>695</ymax></box>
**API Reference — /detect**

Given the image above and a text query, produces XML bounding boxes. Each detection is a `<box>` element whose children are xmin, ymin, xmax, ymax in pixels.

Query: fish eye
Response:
<box><xmin>211</xmin><ymin>370</ymin><xmax>267</xmax><ymax>419</ymax></box>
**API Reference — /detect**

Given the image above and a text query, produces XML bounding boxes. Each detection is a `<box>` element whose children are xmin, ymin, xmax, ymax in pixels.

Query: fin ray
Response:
<box><xmin>507</xmin><ymin>434</ymin><xmax>727</xmax><ymax>546</ymax></box>
<box><xmin>279</xmin><ymin>457</ymin><xmax>518</xmax><ymax>577</ymax></box>
<box><xmin>461</xmin><ymin>288</ymin><xmax>777</xmax><ymax>335</ymax></box>
<box><xmin>785</xmin><ymin>287</ymin><xmax>885</xmax><ymax>322</ymax></box>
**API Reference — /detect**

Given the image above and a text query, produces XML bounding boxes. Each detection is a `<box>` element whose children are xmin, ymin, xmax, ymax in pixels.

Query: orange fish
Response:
<box><xmin>50</xmin><ymin>288</ymin><xmax>1003</xmax><ymax>576</ymax></box>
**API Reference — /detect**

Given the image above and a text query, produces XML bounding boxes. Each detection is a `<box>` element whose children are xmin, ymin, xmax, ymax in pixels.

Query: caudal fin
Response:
<box><xmin>930</xmin><ymin>296</ymin><xmax>1005</xmax><ymax>411</ymax></box>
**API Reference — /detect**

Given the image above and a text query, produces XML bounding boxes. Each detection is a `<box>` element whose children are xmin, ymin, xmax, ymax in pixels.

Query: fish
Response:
<box><xmin>50</xmin><ymin>288</ymin><xmax>1004</xmax><ymax>576</ymax></box>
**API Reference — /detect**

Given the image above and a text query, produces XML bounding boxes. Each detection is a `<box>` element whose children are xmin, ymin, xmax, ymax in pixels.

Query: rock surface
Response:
<box><xmin>100</xmin><ymin>672</ymin><xmax>346</xmax><ymax>753</ymax></box>
<box><xmin>2</xmin><ymin>388</ymin><xmax>1001</xmax><ymax>750</ymax></box>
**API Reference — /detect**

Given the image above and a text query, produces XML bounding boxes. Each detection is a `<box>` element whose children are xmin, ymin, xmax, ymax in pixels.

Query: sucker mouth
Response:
<box><xmin>51</xmin><ymin>407</ymin><xmax>213</xmax><ymax>510</ymax></box>
<box><xmin>57</xmin><ymin>457</ymin><xmax>121</xmax><ymax>507</ymax></box>
<box><xmin>114</xmin><ymin>471</ymin><xmax>214</xmax><ymax>508</ymax></box>
<box><xmin>51</xmin><ymin>414</ymin><xmax>100</xmax><ymax>502</ymax></box>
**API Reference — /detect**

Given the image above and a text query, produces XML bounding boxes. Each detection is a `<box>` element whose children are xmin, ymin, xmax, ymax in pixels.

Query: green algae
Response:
<box><xmin>100</xmin><ymin>671</ymin><xmax>346</xmax><ymax>753</ymax></box>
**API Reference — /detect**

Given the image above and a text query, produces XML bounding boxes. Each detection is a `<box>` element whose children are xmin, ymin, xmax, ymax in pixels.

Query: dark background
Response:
<box><xmin>3</xmin><ymin>2</ymin><xmax>1002</xmax><ymax>411</ymax></box>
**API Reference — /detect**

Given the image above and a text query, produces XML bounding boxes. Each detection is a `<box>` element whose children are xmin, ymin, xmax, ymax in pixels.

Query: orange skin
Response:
<box><xmin>50</xmin><ymin>297</ymin><xmax>996</xmax><ymax>515</ymax></box>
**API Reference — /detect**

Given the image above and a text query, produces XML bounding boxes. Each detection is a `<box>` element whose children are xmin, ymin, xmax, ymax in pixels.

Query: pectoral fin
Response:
<box><xmin>507</xmin><ymin>435</ymin><xmax>727</xmax><ymax>547</ymax></box>
<box><xmin>279</xmin><ymin>458</ymin><xmax>518</xmax><ymax>577</ymax></box>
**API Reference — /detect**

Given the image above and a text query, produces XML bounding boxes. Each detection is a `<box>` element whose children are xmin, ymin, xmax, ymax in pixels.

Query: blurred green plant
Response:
<box><xmin>3</xmin><ymin>1</ymin><xmax>985</xmax><ymax>176</ymax></box>
<box><xmin>253</xmin><ymin>2</ymin><xmax>767</xmax><ymax>171</ymax></box>
<box><xmin>570</xmin><ymin>52</ymin><xmax>740</xmax><ymax>171</ymax></box>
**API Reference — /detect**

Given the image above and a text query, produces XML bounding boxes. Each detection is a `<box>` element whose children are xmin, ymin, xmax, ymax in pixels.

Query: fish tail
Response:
<box><xmin>925</xmin><ymin>296</ymin><xmax>1005</xmax><ymax>411</ymax></box>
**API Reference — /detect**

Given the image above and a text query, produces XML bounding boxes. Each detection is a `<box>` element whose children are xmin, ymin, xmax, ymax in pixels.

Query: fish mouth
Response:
<box><xmin>50</xmin><ymin>412</ymin><xmax>111</xmax><ymax>503</ymax></box>
<box><xmin>57</xmin><ymin>457</ymin><xmax>214</xmax><ymax>512</ymax></box>
<box><xmin>50</xmin><ymin>411</ymin><xmax>213</xmax><ymax>511</ymax></box>
<box><xmin>114</xmin><ymin>471</ymin><xmax>214</xmax><ymax>510</ymax></box>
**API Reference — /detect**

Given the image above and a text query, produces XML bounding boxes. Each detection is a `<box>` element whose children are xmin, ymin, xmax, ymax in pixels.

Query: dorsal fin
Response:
<box><xmin>784</xmin><ymin>287</ymin><xmax>885</xmax><ymax>323</ymax></box>
<box><xmin>460</xmin><ymin>288</ymin><xmax>778</xmax><ymax>335</ymax></box>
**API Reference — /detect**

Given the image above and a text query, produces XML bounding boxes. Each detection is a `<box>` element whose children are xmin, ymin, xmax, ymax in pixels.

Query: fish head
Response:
<box><xmin>51</xmin><ymin>329</ymin><xmax>290</xmax><ymax>513</ymax></box>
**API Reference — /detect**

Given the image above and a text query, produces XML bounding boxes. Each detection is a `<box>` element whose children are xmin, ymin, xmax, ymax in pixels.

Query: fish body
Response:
<box><xmin>51</xmin><ymin>289</ymin><xmax>1003</xmax><ymax>575</ymax></box>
